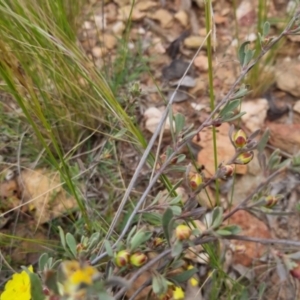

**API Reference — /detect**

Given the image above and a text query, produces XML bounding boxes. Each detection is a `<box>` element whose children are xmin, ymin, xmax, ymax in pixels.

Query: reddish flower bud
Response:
<box><xmin>235</xmin><ymin>151</ymin><xmax>254</xmax><ymax>165</ymax></box>
<box><xmin>115</xmin><ymin>250</ymin><xmax>130</xmax><ymax>267</ymax></box>
<box><xmin>43</xmin><ymin>287</ymin><xmax>50</xmax><ymax>295</ymax></box>
<box><xmin>219</xmin><ymin>165</ymin><xmax>234</xmax><ymax>178</ymax></box>
<box><xmin>175</xmin><ymin>224</ymin><xmax>192</xmax><ymax>241</ymax></box>
<box><xmin>233</xmin><ymin>129</ymin><xmax>247</xmax><ymax>148</ymax></box>
<box><xmin>189</xmin><ymin>173</ymin><xmax>202</xmax><ymax>190</ymax></box>
<box><xmin>290</xmin><ymin>263</ymin><xmax>300</xmax><ymax>279</ymax></box>
<box><xmin>130</xmin><ymin>252</ymin><xmax>148</xmax><ymax>267</ymax></box>
<box><xmin>153</xmin><ymin>237</ymin><xmax>164</xmax><ymax>248</ymax></box>
<box><xmin>264</xmin><ymin>195</ymin><xmax>278</xmax><ymax>208</ymax></box>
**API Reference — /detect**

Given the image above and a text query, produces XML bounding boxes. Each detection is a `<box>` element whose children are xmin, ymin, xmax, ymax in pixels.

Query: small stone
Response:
<box><xmin>194</xmin><ymin>55</ymin><xmax>209</xmax><ymax>71</ymax></box>
<box><xmin>92</xmin><ymin>46</ymin><xmax>107</xmax><ymax>58</ymax></box>
<box><xmin>189</xmin><ymin>78</ymin><xmax>206</xmax><ymax>95</ymax></box>
<box><xmin>174</xmin><ymin>10</ymin><xmax>189</xmax><ymax>27</ymax></box>
<box><xmin>294</xmin><ymin>100</ymin><xmax>300</xmax><ymax>114</ymax></box>
<box><xmin>82</xmin><ymin>21</ymin><xmax>93</xmax><ymax>30</ymax></box>
<box><xmin>136</xmin><ymin>0</ymin><xmax>157</xmax><ymax>11</ymax></box>
<box><xmin>267</xmin><ymin>122</ymin><xmax>300</xmax><ymax>154</ymax></box>
<box><xmin>119</xmin><ymin>5</ymin><xmax>145</xmax><ymax>21</ymax></box>
<box><xmin>241</xmin><ymin>98</ymin><xmax>269</xmax><ymax>132</ymax></box>
<box><xmin>94</xmin><ymin>15</ymin><xmax>106</xmax><ymax>30</ymax></box>
<box><xmin>105</xmin><ymin>3</ymin><xmax>118</xmax><ymax>23</ymax></box>
<box><xmin>101</xmin><ymin>34</ymin><xmax>117</xmax><ymax>50</ymax></box>
<box><xmin>171</xmin><ymin>76</ymin><xmax>196</xmax><ymax>88</ymax></box>
<box><xmin>276</xmin><ymin>59</ymin><xmax>300</xmax><ymax>97</ymax></box>
<box><xmin>184</xmin><ymin>35</ymin><xmax>217</xmax><ymax>49</ymax></box>
<box><xmin>148</xmin><ymin>9</ymin><xmax>173</xmax><ymax>28</ymax></box>
<box><xmin>112</xmin><ymin>21</ymin><xmax>125</xmax><ymax>35</ymax></box>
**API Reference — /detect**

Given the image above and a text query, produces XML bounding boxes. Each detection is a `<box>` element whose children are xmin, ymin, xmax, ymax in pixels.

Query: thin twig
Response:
<box><xmin>91</xmin><ymin>10</ymin><xmax>299</xmax><ymax>265</ymax></box>
<box><xmin>92</xmin><ymin>30</ymin><xmax>212</xmax><ymax>263</ymax></box>
<box><xmin>223</xmin><ymin>235</ymin><xmax>300</xmax><ymax>247</ymax></box>
<box><xmin>223</xmin><ymin>164</ymin><xmax>288</xmax><ymax>221</ymax></box>
<box><xmin>114</xmin><ymin>237</ymin><xmax>216</xmax><ymax>300</ymax></box>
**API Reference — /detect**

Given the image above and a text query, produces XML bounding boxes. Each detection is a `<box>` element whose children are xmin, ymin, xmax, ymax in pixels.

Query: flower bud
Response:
<box><xmin>76</xmin><ymin>243</ymin><xmax>84</xmax><ymax>253</ymax></box>
<box><xmin>264</xmin><ymin>195</ymin><xmax>279</xmax><ymax>208</ymax></box>
<box><xmin>189</xmin><ymin>173</ymin><xmax>202</xmax><ymax>190</ymax></box>
<box><xmin>230</xmin><ymin>243</ymin><xmax>246</xmax><ymax>254</ymax></box>
<box><xmin>290</xmin><ymin>262</ymin><xmax>300</xmax><ymax>279</ymax></box>
<box><xmin>153</xmin><ymin>237</ymin><xmax>164</xmax><ymax>248</ymax></box>
<box><xmin>115</xmin><ymin>250</ymin><xmax>130</xmax><ymax>267</ymax></box>
<box><xmin>219</xmin><ymin>165</ymin><xmax>234</xmax><ymax>178</ymax></box>
<box><xmin>234</xmin><ymin>151</ymin><xmax>254</xmax><ymax>165</ymax></box>
<box><xmin>175</xmin><ymin>224</ymin><xmax>191</xmax><ymax>241</ymax></box>
<box><xmin>233</xmin><ymin>129</ymin><xmax>247</xmax><ymax>148</ymax></box>
<box><xmin>130</xmin><ymin>252</ymin><xmax>148</xmax><ymax>267</ymax></box>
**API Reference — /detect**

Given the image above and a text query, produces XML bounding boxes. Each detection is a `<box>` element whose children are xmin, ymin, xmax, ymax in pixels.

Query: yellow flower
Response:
<box><xmin>0</xmin><ymin>266</ymin><xmax>33</xmax><ymax>300</ymax></box>
<box><xmin>173</xmin><ymin>286</ymin><xmax>185</xmax><ymax>300</ymax></box>
<box><xmin>61</xmin><ymin>261</ymin><xmax>99</xmax><ymax>296</ymax></box>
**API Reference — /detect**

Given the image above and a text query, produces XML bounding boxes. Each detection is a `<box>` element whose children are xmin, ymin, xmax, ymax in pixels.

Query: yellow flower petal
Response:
<box><xmin>61</xmin><ymin>260</ymin><xmax>99</xmax><ymax>296</ymax></box>
<box><xmin>70</xmin><ymin>266</ymin><xmax>98</xmax><ymax>285</ymax></box>
<box><xmin>173</xmin><ymin>286</ymin><xmax>185</xmax><ymax>300</ymax></box>
<box><xmin>0</xmin><ymin>266</ymin><xmax>33</xmax><ymax>300</ymax></box>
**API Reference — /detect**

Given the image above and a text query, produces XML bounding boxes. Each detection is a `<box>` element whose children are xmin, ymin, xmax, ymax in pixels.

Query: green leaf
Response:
<box><xmin>38</xmin><ymin>253</ymin><xmax>49</xmax><ymax>271</ymax></box>
<box><xmin>58</xmin><ymin>226</ymin><xmax>66</xmax><ymax>250</ymax></box>
<box><xmin>243</xmin><ymin>49</ymin><xmax>255</xmax><ymax>66</ymax></box>
<box><xmin>162</xmin><ymin>208</ymin><xmax>174</xmax><ymax>246</ymax></box>
<box><xmin>87</xmin><ymin>232</ymin><xmax>101</xmax><ymax>250</ymax></box>
<box><xmin>142</xmin><ymin>212</ymin><xmax>162</xmax><ymax>225</ymax></box>
<box><xmin>287</xmin><ymin>251</ymin><xmax>300</xmax><ymax>260</ymax></box>
<box><xmin>267</xmin><ymin>149</ymin><xmax>281</xmax><ymax>170</ymax></box>
<box><xmin>167</xmin><ymin>180</ymin><xmax>181</xmax><ymax>197</ymax></box>
<box><xmin>211</xmin><ymin>207</ymin><xmax>223</xmax><ymax>228</ymax></box>
<box><xmin>97</xmin><ymin>292</ymin><xmax>115</xmax><ymax>300</ymax></box>
<box><xmin>170</xmin><ymin>205</ymin><xmax>182</xmax><ymax>216</ymax></box>
<box><xmin>169</xmin><ymin>267</ymin><xmax>197</xmax><ymax>284</ymax></box>
<box><xmin>171</xmin><ymin>240</ymin><xmax>183</xmax><ymax>257</ymax></box>
<box><xmin>221</xmin><ymin>224</ymin><xmax>241</xmax><ymax>235</ymax></box>
<box><xmin>216</xmin><ymin>229</ymin><xmax>233</xmax><ymax>236</ymax></box>
<box><xmin>44</xmin><ymin>269</ymin><xmax>59</xmax><ymax>295</ymax></box>
<box><xmin>51</xmin><ymin>259</ymin><xmax>62</xmax><ymax>270</ymax></box>
<box><xmin>175</xmin><ymin>154</ymin><xmax>186</xmax><ymax>163</ymax></box>
<box><xmin>263</xmin><ymin>21</ymin><xmax>270</xmax><ymax>37</ymax></box>
<box><xmin>130</xmin><ymin>231</ymin><xmax>152</xmax><ymax>252</ymax></box>
<box><xmin>182</xmin><ymin>130</ymin><xmax>200</xmax><ymax>141</ymax></box>
<box><xmin>169</xmin><ymin>195</ymin><xmax>182</xmax><ymax>205</ymax></box>
<box><xmin>219</xmin><ymin>99</ymin><xmax>241</xmax><ymax>118</ymax></box>
<box><xmin>258</xmin><ymin>282</ymin><xmax>266</xmax><ymax>297</ymax></box>
<box><xmin>175</xmin><ymin>113</ymin><xmax>185</xmax><ymax>135</ymax></box>
<box><xmin>222</xmin><ymin>111</ymin><xmax>246</xmax><ymax>122</ymax></box>
<box><xmin>238</xmin><ymin>41</ymin><xmax>250</xmax><ymax>66</ymax></box>
<box><xmin>126</xmin><ymin>225</ymin><xmax>137</xmax><ymax>249</ymax></box>
<box><xmin>152</xmin><ymin>273</ymin><xmax>168</xmax><ymax>295</ymax></box>
<box><xmin>28</xmin><ymin>271</ymin><xmax>45</xmax><ymax>300</ymax></box>
<box><xmin>114</xmin><ymin>128</ymin><xmax>127</xmax><ymax>139</ymax></box>
<box><xmin>257</xmin><ymin>129</ymin><xmax>270</xmax><ymax>153</ymax></box>
<box><xmin>166</xmin><ymin>146</ymin><xmax>173</xmax><ymax>159</ymax></box>
<box><xmin>232</xmin><ymin>86</ymin><xmax>249</xmax><ymax>99</ymax></box>
<box><xmin>66</xmin><ymin>233</ymin><xmax>77</xmax><ymax>258</ymax></box>
<box><xmin>104</xmin><ymin>240</ymin><xmax>114</xmax><ymax>258</ymax></box>
<box><xmin>170</xmin><ymin>259</ymin><xmax>186</xmax><ymax>269</ymax></box>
